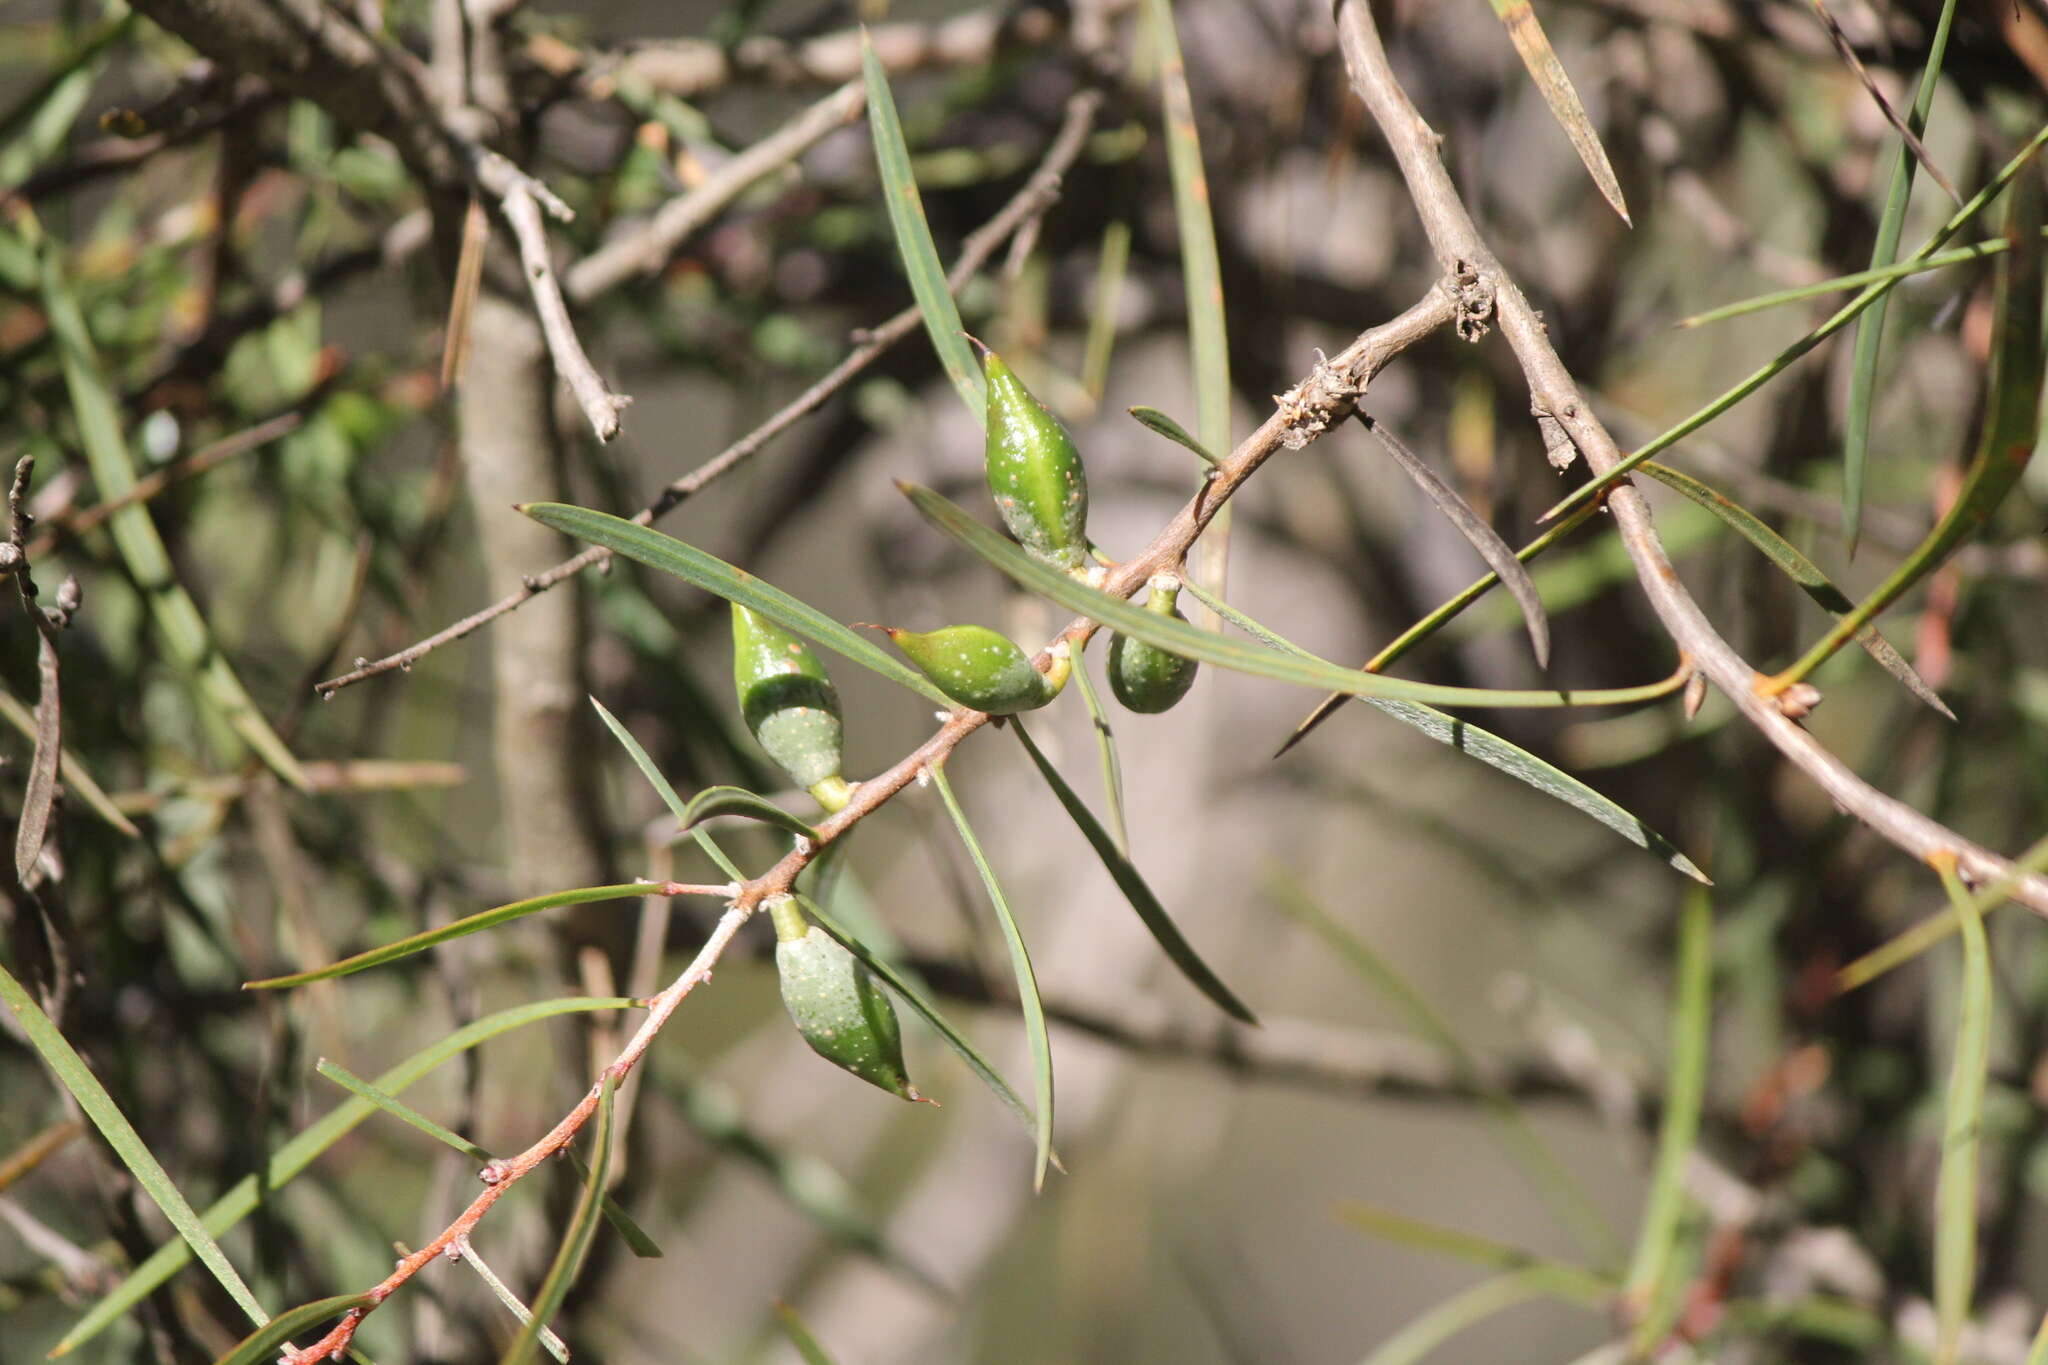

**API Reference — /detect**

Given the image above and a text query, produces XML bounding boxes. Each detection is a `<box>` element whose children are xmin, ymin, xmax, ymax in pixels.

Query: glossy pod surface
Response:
<box><xmin>770</xmin><ymin>898</ymin><xmax>920</xmax><ymax>1101</ymax></box>
<box><xmin>731</xmin><ymin>604</ymin><xmax>850</xmax><ymax>809</ymax></box>
<box><xmin>882</xmin><ymin>625</ymin><xmax>1069</xmax><ymax>715</ymax></box>
<box><xmin>1108</xmin><ymin>576</ymin><xmax>1200</xmax><ymax>714</ymax></box>
<box><xmin>982</xmin><ymin>346</ymin><xmax>1089</xmax><ymax>569</ymax></box>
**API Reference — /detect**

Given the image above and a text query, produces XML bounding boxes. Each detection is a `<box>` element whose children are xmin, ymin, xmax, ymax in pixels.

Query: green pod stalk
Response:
<box><xmin>732</xmin><ymin>604</ymin><xmax>853</xmax><ymax>813</ymax></box>
<box><xmin>769</xmin><ymin>896</ymin><xmax>922</xmax><ymax>1101</ymax></box>
<box><xmin>980</xmin><ymin>343</ymin><xmax>1089</xmax><ymax>570</ymax></box>
<box><xmin>1108</xmin><ymin>574</ymin><xmax>1199</xmax><ymax>714</ymax></box>
<box><xmin>875</xmin><ymin>624</ymin><xmax>1070</xmax><ymax>715</ymax></box>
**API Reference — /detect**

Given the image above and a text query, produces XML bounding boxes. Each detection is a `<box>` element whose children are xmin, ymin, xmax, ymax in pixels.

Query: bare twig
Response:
<box><xmin>1331</xmin><ymin>0</ymin><xmax>2048</xmax><ymax>911</ymax></box>
<box><xmin>316</xmin><ymin>87</ymin><xmax>1106</xmax><ymax>694</ymax></box>
<box><xmin>473</xmin><ymin>151</ymin><xmax>630</xmax><ymax>442</ymax></box>
<box><xmin>564</xmin><ymin>80</ymin><xmax>868</xmax><ymax>301</ymax></box>
<box><xmin>25</xmin><ymin>412</ymin><xmax>302</xmax><ymax>559</ymax></box>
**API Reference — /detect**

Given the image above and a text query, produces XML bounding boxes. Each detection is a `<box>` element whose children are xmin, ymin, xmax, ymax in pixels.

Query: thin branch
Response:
<box><xmin>564</xmin><ymin>80</ymin><xmax>867</xmax><ymax>301</ymax></box>
<box><xmin>316</xmin><ymin>87</ymin><xmax>1105</xmax><ymax>695</ymax></box>
<box><xmin>3</xmin><ymin>456</ymin><xmax>77</xmax><ymax>887</ymax></box>
<box><xmin>473</xmin><ymin>151</ymin><xmax>630</xmax><ymax>442</ymax></box>
<box><xmin>1331</xmin><ymin>0</ymin><xmax>2048</xmax><ymax>912</ymax></box>
<box><xmin>1807</xmin><ymin>0</ymin><xmax>1960</xmax><ymax>205</ymax></box>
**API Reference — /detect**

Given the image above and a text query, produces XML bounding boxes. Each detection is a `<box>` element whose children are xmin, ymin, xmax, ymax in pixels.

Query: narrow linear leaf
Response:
<box><xmin>901</xmin><ymin>482</ymin><xmax>1686</xmax><ymax>711</ymax></box>
<box><xmin>1270</xmin><ymin>873</ymin><xmax>1616</xmax><ymax>1261</ymax></box>
<box><xmin>776</xmin><ymin>1302</ymin><xmax>840</xmax><ymax>1365</ymax></box>
<box><xmin>526</xmin><ymin>503</ymin><xmax>952</xmax><ymax>708</ymax></box>
<box><xmin>315</xmin><ymin>1061</ymin><xmax>659</xmax><ymax>1258</ymax></box>
<box><xmin>862</xmin><ymin>33</ymin><xmax>983</xmax><ymax>418</ymax></box>
<box><xmin>1142</xmin><ymin>0</ymin><xmax>1234</xmax><ymax>616</ymax></box>
<box><xmin>56</xmin><ymin>997</ymin><xmax>636</xmax><ymax>1355</ymax></box>
<box><xmin>1484</xmin><ymin>0</ymin><xmax>1630</xmax><ymax>223</ymax></box>
<box><xmin>214</xmin><ymin>1294</ymin><xmax>375</xmax><ymax>1365</ymax></box>
<box><xmin>15</xmin><ymin>632</ymin><xmax>59</xmax><ymax>883</ymax></box>
<box><xmin>1066</xmin><ymin>651</ymin><xmax>1131</xmax><ymax>857</ymax></box>
<box><xmin>1636</xmin><ymin>460</ymin><xmax>1952</xmax><ymax>719</ymax></box>
<box><xmin>588</xmin><ymin>696</ymin><xmax>748</xmax><ymax>883</ymax></box>
<box><xmin>1843</xmin><ymin>0</ymin><xmax>1963</xmax><ymax>552</ymax></box>
<box><xmin>1338</xmin><ymin>1201</ymin><xmax>1614</xmax><ymax>1302</ymax></box>
<box><xmin>1624</xmin><ymin>887</ymin><xmax>1713</xmax><ymax>1352</ymax></box>
<box><xmin>1081</xmin><ymin>221</ymin><xmax>1132</xmax><ymax>401</ymax></box>
<box><xmin>1361</xmin><ymin>1270</ymin><xmax>1599</xmax><ymax>1365</ymax></box>
<box><xmin>39</xmin><ymin>246</ymin><xmax>309</xmax><ymax>791</ymax></box>
<box><xmin>1836</xmin><ymin>834</ymin><xmax>2048</xmax><ymax>993</ymax></box>
<box><xmin>1358</xmin><ymin>413</ymin><xmax>1549</xmax><ymax>667</ymax></box>
<box><xmin>458</xmin><ymin>1247</ymin><xmax>569</xmax><ymax>1363</ymax></box>
<box><xmin>1934</xmin><ymin>857</ymin><xmax>1992</xmax><ymax>1365</ymax></box>
<box><xmin>1127</xmin><ymin>405</ymin><xmax>1221</xmax><ymax>466</ymax></box>
<box><xmin>796</xmin><ymin>894</ymin><xmax>1045</xmax><ymax>1147</ymax></box>
<box><xmin>500</xmin><ymin>1078</ymin><xmax>615</xmax><ymax>1365</ymax></box>
<box><xmin>1679</xmin><ymin>234</ymin><xmax>2016</xmax><ymax>328</ymax></box>
<box><xmin>0</xmin><ymin>961</ymin><xmax>270</xmax><ymax>1333</ymax></box>
<box><xmin>929</xmin><ymin>763</ymin><xmax>1055</xmax><ymax>1190</ymax></box>
<box><xmin>681</xmin><ymin>785</ymin><xmax>818</xmax><ymax>842</ymax></box>
<box><xmin>0</xmin><ymin>685</ymin><xmax>134</xmax><ymax>836</ymax></box>
<box><xmin>1011</xmin><ymin>719</ymin><xmax>1256</xmax><ymax>1023</ymax></box>
<box><xmin>1777</xmin><ymin>162</ymin><xmax>2044</xmax><ymax>690</ymax></box>
<box><xmin>1544</xmin><ymin>125</ymin><xmax>2048</xmax><ymax>525</ymax></box>
<box><xmin>1280</xmin><ymin>504</ymin><xmax>1604</xmax><ymax>756</ymax></box>
<box><xmin>246</xmin><ymin>883</ymin><xmax>666</xmax><ymax>989</ymax></box>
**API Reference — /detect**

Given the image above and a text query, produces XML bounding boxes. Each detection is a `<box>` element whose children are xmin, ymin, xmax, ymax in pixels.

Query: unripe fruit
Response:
<box><xmin>979</xmin><ymin>342</ymin><xmax>1089</xmax><ymax>570</ymax></box>
<box><xmin>872</xmin><ymin>624</ymin><xmax>1070</xmax><ymax>715</ymax></box>
<box><xmin>1108</xmin><ymin>575</ymin><xmax>1199</xmax><ymax>714</ymax></box>
<box><xmin>768</xmin><ymin>896</ymin><xmax>921</xmax><ymax>1101</ymax></box>
<box><xmin>731</xmin><ymin>605</ymin><xmax>853</xmax><ymax>812</ymax></box>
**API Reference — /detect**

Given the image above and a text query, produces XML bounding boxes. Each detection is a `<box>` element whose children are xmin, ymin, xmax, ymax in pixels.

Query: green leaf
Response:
<box><xmin>681</xmin><ymin>785</ymin><xmax>819</xmax><ymax>842</ymax></box>
<box><xmin>1843</xmin><ymin>0</ymin><xmax>1962</xmax><ymax>552</ymax></box>
<box><xmin>1338</xmin><ymin>1201</ymin><xmax>1614</xmax><ymax>1302</ymax></box>
<box><xmin>900</xmin><ymin>482</ymin><xmax>1685</xmax><ymax>711</ymax></box>
<box><xmin>1623</xmin><ymin>887</ymin><xmax>1714</xmax><ymax>1353</ymax></box>
<box><xmin>524</xmin><ymin>503</ymin><xmax>952</xmax><ymax>708</ymax></box>
<box><xmin>500</xmin><ymin>1078</ymin><xmax>616</xmax><ymax>1365</ymax></box>
<box><xmin>929</xmin><ymin>762</ymin><xmax>1055</xmax><ymax>1189</ymax></box>
<box><xmin>1081</xmin><ymin>222</ymin><xmax>1131</xmax><ymax>402</ymax></box>
<box><xmin>1010</xmin><ymin>719</ymin><xmax>1256</xmax><ymax>1023</ymax></box>
<box><xmin>1544</xmin><ymin>124</ymin><xmax>2048</xmax><ymax>525</ymax></box>
<box><xmin>588</xmin><ymin>696</ymin><xmax>748</xmax><ymax>883</ymax></box>
<box><xmin>1777</xmin><ymin>159</ymin><xmax>2045</xmax><ymax>691</ymax></box>
<box><xmin>776</xmin><ymin>1302</ymin><xmax>840</xmax><ymax>1365</ymax></box>
<box><xmin>314</xmin><ymin>1061</ymin><xmax>660</xmax><ymax>1258</ymax></box>
<box><xmin>1636</xmin><ymin>460</ymin><xmax>1951</xmax><ymax>719</ymax></box>
<box><xmin>1481</xmin><ymin>0</ymin><xmax>1630</xmax><ymax>223</ymax></box>
<box><xmin>1676</xmin><ymin>234</ymin><xmax>2017</xmax><ymax>328</ymax></box>
<box><xmin>39</xmin><ymin>243</ymin><xmax>310</xmax><ymax>791</ymax></box>
<box><xmin>0</xmin><ymin>961</ymin><xmax>270</xmax><ymax>1335</ymax></box>
<box><xmin>245</xmin><ymin>884</ymin><xmax>667</xmax><ymax>988</ymax></box>
<box><xmin>212</xmin><ymin>1294</ymin><xmax>375</xmax><ymax>1365</ymax></box>
<box><xmin>1360</xmin><ymin>1271</ymin><xmax>1600</xmax><ymax>1365</ymax></box>
<box><xmin>1934</xmin><ymin>857</ymin><xmax>1992</xmax><ymax>1365</ymax></box>
<box><xmin>796</xmin><ymin>894</ymin><xmax>1044</xmax><ymax>1146</ymax></box>
<box><xmin>1357</xmin><ymin>413</ymin><xmax>1549</xmax><ymax>667</ymax></box>
<box><xmin>862</xmin><ymin>32</ymin><xmax>983</xmax><ymax>418</ymax></box>
<box><xmin>1835</xmin><ymin>833</ymin><xmax>2048</xmax><ymax>994</ymax></box>
<box><xmin>1066</xmin><ymin>648</ymin><xmax>1132</xmax><ymax>857</ymax></box>
<box><xmin>1142</xmin><ymin>0</ymin><xmax>1234</xmax><ymax>613</ymax></box>
<box><xmin>1126</xmin><ymin>405</ymin><xmax>1221</xmax><ymax>466</ymax></box>
<box><xmin>57</xmin><ymin>997</ymin><xmax>636</xmax><ymax>1355</ymax></box>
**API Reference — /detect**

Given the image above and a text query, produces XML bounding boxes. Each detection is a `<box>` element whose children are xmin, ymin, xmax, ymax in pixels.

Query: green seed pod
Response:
<box><xmin>980</xmin><ymin>343</ymin><xmax>1089</xmax><ymax>570</ymax></box>
<box><xmin>732</xmin><ymin>605</ymin><xmax>852</xmax><ymax>813</ymax></box>
<box><xmin>1108</xmin><ymin>574</ymin><xmax>1200</xmax><ymax>714</ymax></box>
<box><xmin>769</xmin><ymin>896</ymin><xmax>922</xmax><ymax>1102</ymax></box>
<box><xmin>875</xmin><ymin>624</ymin><xmax>1070</xmax><ymax>715</ymax></box>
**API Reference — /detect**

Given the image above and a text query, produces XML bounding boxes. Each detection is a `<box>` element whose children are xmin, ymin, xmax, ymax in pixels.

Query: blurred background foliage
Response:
<box><xmin>2</xmin><ymin>0</ymin><xmax>2047</xmax><ymax>1361</ymax></box>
